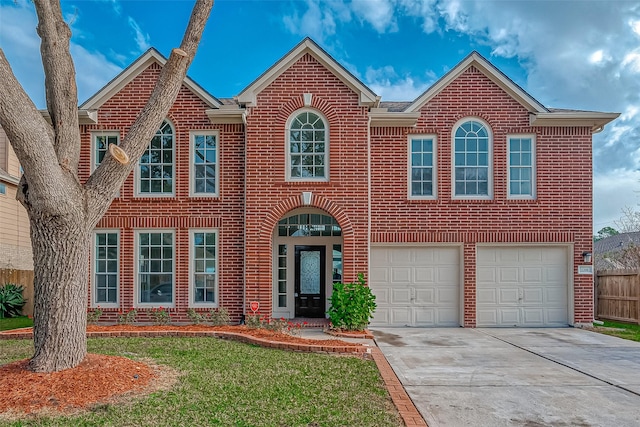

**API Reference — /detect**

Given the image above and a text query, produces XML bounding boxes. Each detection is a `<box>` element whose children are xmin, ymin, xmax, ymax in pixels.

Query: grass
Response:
<box><xmin>0</xmin><ymin>316</ymin><xmax>33</xmax><ymax>331</ymax></box>
<box><xmin>595</xmin><ymin>320</ymin><xmax>640</xmax><ymax>342</ymax></box>
<box><xmin>0</xmin><ymin>337</ymin><xmax>402</xmax><ymax>427</ymax></box>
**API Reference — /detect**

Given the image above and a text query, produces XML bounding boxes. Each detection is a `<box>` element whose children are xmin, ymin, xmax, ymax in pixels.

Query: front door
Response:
<box><xmin>295</xmin><ymin>245</ymin><xmax>326</xmax><ymax>317</ymax></box>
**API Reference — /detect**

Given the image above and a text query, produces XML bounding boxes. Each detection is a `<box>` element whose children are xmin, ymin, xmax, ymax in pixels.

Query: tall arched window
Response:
<box><xmin>452</xmin><ymin>118</ymin><xmax>492</xmax><ymax>199</ymax></box>
<box><xmin>138</xmin><ymin>119</ymin><xmax>174</xmax><ymax>195</ymax></box>
<box><xmin>287</xmin><ymin>110</ymin><xmax>328</xmax><ymax>180</ymax></box>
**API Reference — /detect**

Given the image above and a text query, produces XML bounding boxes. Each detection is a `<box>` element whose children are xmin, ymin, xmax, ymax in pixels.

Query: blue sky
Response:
<box><xmin>1</xmin><ymin>0</ymin><xmax>639</xmax><ymax>232</ymax></box>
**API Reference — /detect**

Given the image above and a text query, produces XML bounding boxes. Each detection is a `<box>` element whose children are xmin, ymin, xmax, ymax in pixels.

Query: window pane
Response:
<box><xmin>139</xmin><ymin>120</ymin><xmax>173</xmax><ymax>194</ymax></box>
<box><xmin>138</xmin><ymin>232</ymin><xmax>173</xmax><ymax>304</ymax></box>
<box><xmin>94</xmin><ymin>232</ymin><xmax>118</xmax><ymax>304</ymax></box>
<box><xmin>192</xmin><ymin>231</ymin><xmax>217</xmax><ymax>304</ymax></box>
<box><xmin>289</xmin><ymin>111</ymin><xmax>327</xmax><ymax>178</ymax></box>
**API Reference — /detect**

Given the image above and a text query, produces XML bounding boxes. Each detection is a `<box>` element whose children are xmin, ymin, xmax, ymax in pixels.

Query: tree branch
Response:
<box><xmin>0</xmin><ymin>49</ymin><xmax>77</xmax><ymax>215</ymax></box>
<box><xmin>85</xmin><ymin>0</ymin><xmax>214</xmax><ymax>225</ymax></box>
<box><xmin>34</xmin><ymin>0</ymin><xmax>81</xmax><ymax>174</ymax></box>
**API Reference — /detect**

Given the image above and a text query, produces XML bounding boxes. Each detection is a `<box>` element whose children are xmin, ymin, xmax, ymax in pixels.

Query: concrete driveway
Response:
<box><xmin>372</xmin><ymin>327</ymin><xmax>640</xmax><ymax>427</ymax></box>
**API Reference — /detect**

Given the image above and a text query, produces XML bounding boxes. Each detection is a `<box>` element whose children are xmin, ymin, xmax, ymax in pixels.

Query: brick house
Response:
<box><xmin>79</xmin><ymin>38</ymin><xmax>617</xmax><ymax>327</ymax></box>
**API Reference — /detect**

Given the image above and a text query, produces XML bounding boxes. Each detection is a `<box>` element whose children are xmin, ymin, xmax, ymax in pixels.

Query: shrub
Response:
<box><xmin>208</xmin><ymin>307</ymin><xmax>230</xmax><ymax>326</ymax></box>
<box><xmin>0</xmin><ymin>283</ymin><xmax>26</xmax><ymax>319</ymax></box>
<box><xmin>87</xmin><ymin>307</ymin><xmax>103</xmax><ymax>324</ymax></box>
<box><xmin>245</xmin><ymin>313</ymin><xmax>261</xmax><ymax>329</ymax></box>
<box><xmin>118</xmin><ymin>308</ymin><xmax>137</xmax><ymax>325</ymax></box>
<box><xmin>327</xmin><ymin>273</ymin><xmax>376</xmax><ymax>331</ymax></box>
<box><xmin>150</xmin><ymin>307</ymin><xmax>171</xmax><ymax>325</ymax></box>
<box><xmin>187</xmin><ymin>308</ymin><xmax>205</xmax><ymax>324</ymax></box>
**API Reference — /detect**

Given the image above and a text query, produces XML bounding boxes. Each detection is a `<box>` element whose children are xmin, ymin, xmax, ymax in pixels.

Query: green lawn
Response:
<box><xmin>594</xmin><ymin>320</ymin><xmax>640</xmax><ymax>342</ymax></box>
<box><xmin>0</xmin><ymin>337</ymin><xmax>402</xmax><ymax>427</ymax></box>
<box><xmin>0</xmin><ymin>316</ymin><xmax>33</xmax><ymax>331</ymax></box>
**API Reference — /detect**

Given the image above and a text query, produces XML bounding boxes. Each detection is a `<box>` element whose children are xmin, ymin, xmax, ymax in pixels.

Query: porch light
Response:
<box><xmin>582</xmin><ymin>251</ymin><xmax>592</xmax><ymax>263</ymax></box>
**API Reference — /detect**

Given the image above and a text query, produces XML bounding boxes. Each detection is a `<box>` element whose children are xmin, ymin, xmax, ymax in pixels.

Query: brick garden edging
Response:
<box><xmin>0</xmin><ymin>328</ymin><xmax>368</xmax><ymax>355</ymax></box>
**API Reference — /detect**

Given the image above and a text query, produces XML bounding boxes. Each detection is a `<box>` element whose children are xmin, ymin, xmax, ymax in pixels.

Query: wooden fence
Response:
<box><xmin>595</xmin><ymin>269</ymin><xmax>640</xmax><ymax>325</ymax></box>
<box><xmin>0</xmin><ymin>269</ymin><xmax>34</xmax><ymax>316</ymax></box>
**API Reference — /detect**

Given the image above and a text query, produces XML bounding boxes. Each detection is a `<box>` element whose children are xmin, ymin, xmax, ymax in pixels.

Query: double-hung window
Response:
<box><xmin>93</xmin><ymin>231</ymin><xmax>119</xmax><ymax>307</ymax></box>
<box><xmin>190</xmin><ymin>131</ymin><xmax>219</xmax><ymax>196</ymax></box>
<box><xmin>409</xmin><ymin>135</ymin><xmax>436</xmax><ymax>199</ymax></box>
<box><xmin>190</xmin><ymin>230</ymin><xmax>218</xmax><ymax>306</ymax></box>
<box><xmin>92</xmin><ymin>132</ymin><xmax>119</xmax><ymax>171</ymax></box>
<box><xmin>508</xmin><ymin>135</ymin><xmax>536</xmax><ymax>199</ymax></box>
<box><xmin>136</xmin><ymin>230</ymin><xmax>174</xmax><ymax>306</ymax></box>
<box><xmin>138</xmin><ymin>120</ymin><xmax>174</xmax><ymax>196</ymax></box>
<box><xmin>453</xmin><ymin>119</ymin><xmax>492</xmax><ymax>199</ymax></box>
<box><xmin>287</xmin><ymin>110</ymin><xmax>328</xmax><ymax>180</ymax></box>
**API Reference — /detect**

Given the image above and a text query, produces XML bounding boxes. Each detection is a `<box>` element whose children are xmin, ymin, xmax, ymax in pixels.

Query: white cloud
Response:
<box><xmin>128</xmin><ymin>17</ymin><xmax>150</xmax><ymax>53</ymax></box>
<box><xmin>0</xmin><ymin>0</ymin><xmax>123</xmax><ymax>109</ymax></box>
<box><xmin>365</xmin><ymin>65</ymin><xmax>431</xmax><ymax>100</ymax></box>
<box><xmin>351</xmin><ymin>0</ymin><xmax>398</xmax><ymax>33</ymax></box>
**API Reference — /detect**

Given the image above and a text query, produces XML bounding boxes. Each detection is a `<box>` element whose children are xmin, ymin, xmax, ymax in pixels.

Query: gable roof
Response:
<box><xmin>236</xmin><ymin>38</ymin><xmax>379</xmax><ymax>108</ymax></box>
<box><xmin>594</xmin><ymin>232</ymin><xmax>640</xmax><ymax>254</ymax></box>
<box><xmin>407</xmin><ymin>51</ymin><xmax>547</xmax><ymax>114</ymax></box>
<box><xmin>79</xmin><ymin>48</ymin><xmax>221</xmax><ymax>111</ymax></box>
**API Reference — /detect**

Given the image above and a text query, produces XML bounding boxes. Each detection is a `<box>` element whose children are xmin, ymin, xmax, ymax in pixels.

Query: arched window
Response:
<box><xmin>452</xmin><ymin>119</ymin><xmax>492</xmax><ymax>198</ymax></box>
<box><xmin>138</xmin><ymin>119</ymin><xmax>174</xmax><ymax>195</ymax></box>
<box><xmin>287</xmin><ymin>110</ymin><xmax>328</xmax><ymax>180</ymax></box>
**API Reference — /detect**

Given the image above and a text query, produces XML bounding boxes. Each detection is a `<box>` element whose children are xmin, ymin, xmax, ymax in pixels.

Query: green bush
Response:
<box><xmin>327</xmin><ymin>273</ymin><xmax>376</xmax><ymax>331</ymax></box>
<box><xmin>0</xmin><ymin>283</ymin><xmax>26</xmax><ymax>319</ymax></box>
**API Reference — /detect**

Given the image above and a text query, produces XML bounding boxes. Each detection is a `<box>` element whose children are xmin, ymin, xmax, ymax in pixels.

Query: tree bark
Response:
<box><xmin>0</xmin><ymin>0</ymin><xmax>213</xmax><ymax>372</ymax></box>
<box><xmin>28</xmin><ymin>214</ymin><xmax>90</xmax><ymax>372</ymax></box>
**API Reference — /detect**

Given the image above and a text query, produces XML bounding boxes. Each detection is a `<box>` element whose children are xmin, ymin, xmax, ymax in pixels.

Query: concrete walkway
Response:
<box><xmin>372</xmin><ymin>327</ymin><xmax>640</xmax><ymax>427</ymax></box>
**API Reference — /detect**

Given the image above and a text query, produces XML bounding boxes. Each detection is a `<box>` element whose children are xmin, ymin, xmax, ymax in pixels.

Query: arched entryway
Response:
<box><xmin>272</xmin><ymin>208</ymin><xmax>343</xmax><ymax>319</ymax></box>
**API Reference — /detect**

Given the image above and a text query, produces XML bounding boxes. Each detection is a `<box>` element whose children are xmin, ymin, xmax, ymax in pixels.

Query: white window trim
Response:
<box><xmin>134</xmin><ymin>229</ymin><xmax>176</xmax><ymax>308</ymax></box>
<box><xmin>189</xmin><ymin>228</ymin><xmax>219</xmax><ymax>308</ymax></box>
<box><xmin>91</xmin><ymin>229</ymin><xmax>120</xmax><ymax>308</ymax></box>
<box><xmin>507</xmin><ymin>133</ymin><xmax>536</xmax><ymax>200</ymax></box>
<box><xmin>90</xmin><ymin>131</ymin><xmax>120</xmax><ymax>173</ymax></box>
<box><xmin>451</xmin><ymin>117</ymin><xmax>493</xmax><ymax>200</ymax></box>
<box><xmin>189</xmin><ymin>130</ymin><xmax>220</xmax><ymax>197</ymax></box>
<box><xmin>134</xmin><ymin>120</ymin><xmax>176</xmax><ymax>198</ymax></box>
<box><xmin>285</xmin><ymin>108</ymin><xmax>330</xmax><ymax>182</ymax></box>
<box><xmin>407</xmin><ymin>134</ymin><xmax>437</xmax><ymax>200</ymax></box>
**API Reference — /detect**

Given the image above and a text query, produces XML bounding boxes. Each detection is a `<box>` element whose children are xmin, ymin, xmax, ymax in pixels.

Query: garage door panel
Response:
<box><xmin>370</xmin><ymin>266</ymin><xmax>389</xmax><ymax>282</ymax></box>
<box><xmin>477</xmin><ymin>267</ymin><xmax>497</xmax><ymax>283</ymax></box>
<box><xmin>523</xmin><ymin>288</ymin><xmax>544</xmax><ymax>304</ymax></box>
<box><xmin>370</xmin><ymin>246</ymin><xmax>460</xmax><ymax>327</ymax></box>
<box><xmin>500</xmin><ymin>267</ymin><xmax>519</xmax><ymax>282</ymax></box>
<box><xmin>477</xmin><ymin>288</ymin><xmax>498</xmax><ymax>304</ymax></box>
<box><xmin>477</xmin><ymin>246</ymin><xmax>568</xmax><ymax>327</ymax></box>
<box><xmin>391</xmin><ymin>267</ymin><xmax>411</xmax><ymax>283</ymax></box>
<box><xmin>390</xmin><ymin>308</ymin><xmax>411</xmax><ymax>324</ymax></box>
<box><xmin>499</xmin><ymin>288</ymin><xmax>520</xmax><ymax>304</ymax></box>
<box><xmin>372</xmin><ymin>286</ymin><xmax>390</xmax><ymax>305</ymax></box>
<box><xmin>523</xmin><ymin>267</ymin><xmax>542</xmax><ymax>283</ymax></box>
<box><xmin>415</xmin><ymin>288</ymin><xmax>435</xmax><ymax>304</ymax></box>
<box><xmin>391</xmin><ymin>288</ymin><xmax>411</xmax><ymax>304</ymax></box>
<box><xmin>500</xmin><ymin>308</ymin><xmax>521</xmax><ymax>324</ymax></box>
<box><xmin>438</xmin><ymin>288</ymin><xmax>457</xmax><ymax>304</ymax></box>
<box><xmin>415</xmin><ymin>267</ymin><xmax>435</xmax><ymax>282</ymax></box>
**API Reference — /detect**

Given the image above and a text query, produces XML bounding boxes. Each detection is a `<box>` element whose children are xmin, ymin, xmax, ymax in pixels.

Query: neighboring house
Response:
<box><xmin>594</xmin><ymin>232</ymin><xmax>640</xmax><ymax>270</ymax></box>
<box><xmin>78</xmin><ymin>38</ymin><xmax>618</xmax><ymax>327</ymax></box>
<box><xmin>0</xmin><ymin>126</ymin><xmax>32</xmax><ymax>271</ymax></box>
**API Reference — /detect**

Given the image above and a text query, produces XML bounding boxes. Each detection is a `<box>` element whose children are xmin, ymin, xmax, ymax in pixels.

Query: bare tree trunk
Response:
<box><xmin>28</xmin><ymin>213</ymin><xmax>90</xmax><ymax>372</ymax></box>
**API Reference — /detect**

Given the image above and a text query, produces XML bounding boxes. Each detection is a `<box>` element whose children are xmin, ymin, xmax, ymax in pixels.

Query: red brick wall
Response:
<box><xmin>80</xmin><ymin>63</ymin><xmax>245</xmax><ymax>323</ymax></box>
<box><xmin>370</xmin><ymin>66</ymin><xmax>594</xmax><ymax>325</ymax></box>
<box><xmin>243</xmin><ymin>53</ymin><xmax>370</xmax><ymax>316</ymax></box>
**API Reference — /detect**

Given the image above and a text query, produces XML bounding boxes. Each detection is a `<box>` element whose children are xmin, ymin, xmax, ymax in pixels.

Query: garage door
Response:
<box><xmin>476</xmin><ymin>246</ymin><xmax>569</xmax><ymax>327</ymax></box>
<box><xmin>370</xmin><ymin>246</ymin><xmax>460</xmax><ymax>327</ymax></box>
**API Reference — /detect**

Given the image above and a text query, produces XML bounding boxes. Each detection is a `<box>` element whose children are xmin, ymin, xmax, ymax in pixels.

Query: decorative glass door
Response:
<box><xmin>294</xmin><ymin>245</ymin><xmax>326</xmax><ymax>317</ymax></box>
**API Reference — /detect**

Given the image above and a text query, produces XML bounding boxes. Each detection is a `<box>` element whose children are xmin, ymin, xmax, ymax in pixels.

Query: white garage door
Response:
<box><xmin>476</xmin><ymin>246</ymin><xmax>569</xmax><ymax>327</ymax></box>
<box><xmin>370</xmin><ymin>246</ymin><xmax>460</xmax><ymax>327</ymax></box>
